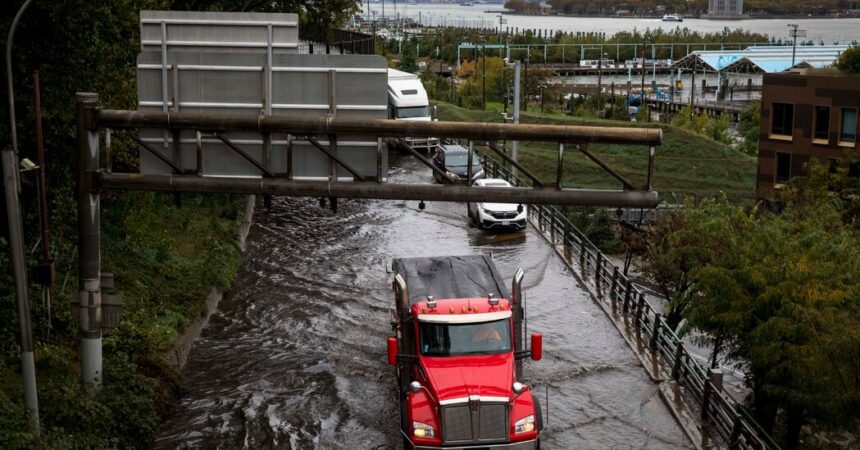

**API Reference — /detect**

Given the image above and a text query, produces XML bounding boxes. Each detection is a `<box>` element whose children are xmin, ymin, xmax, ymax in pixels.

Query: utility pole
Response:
<box><xmin>597</xmin><ymin>46</ymin><xmax>604</xmax><ymax>118</ymax></box>
<box><xmin>4</xmin><ymin>0</ymin><xmax>41</xmax><ymax>437</ymax></box>
<box><xmin>788</xmin><ymin>24</ymin><xmax>806</xmax><ymax>67</ymax></box>
<box><xmin>523</xmin><ymin>58</ymin><xmax>528</xmax><ymax>111</ymax></box>
<box><xmin>449</xmin><ymin>66</ymin><xmax>455</xmax><ymax>103</ymax></box>
<box><xmin>481</xmin><ymin>43</ymin><xmax>486</xmax><ymax>110</ymax></box>
<box><xmin>641</xmin><ymin>39</ymin><xmax>649</xmax><ymax>113</ymax></box>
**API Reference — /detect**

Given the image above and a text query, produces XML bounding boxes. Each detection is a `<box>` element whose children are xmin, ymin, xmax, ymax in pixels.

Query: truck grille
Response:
<box><xmin>441</xmin><ymin>401</ymin><xmax>509</xmax><ymax>445</ymax></box>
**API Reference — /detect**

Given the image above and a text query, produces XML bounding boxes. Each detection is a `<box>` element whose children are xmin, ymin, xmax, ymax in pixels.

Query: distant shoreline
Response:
<box><xmin>499</xmin><ymin>11</ymin><xmax>858</xmax><ymax>21</ymax></box>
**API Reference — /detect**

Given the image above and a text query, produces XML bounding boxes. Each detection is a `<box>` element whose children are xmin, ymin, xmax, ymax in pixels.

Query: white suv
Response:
<box><xmin>466</xmin><ymin>179</ymin><xmax>528</xmax><ymax>231</ymax></box>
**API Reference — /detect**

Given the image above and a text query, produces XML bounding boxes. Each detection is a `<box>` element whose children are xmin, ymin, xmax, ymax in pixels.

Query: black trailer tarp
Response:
<box><xmin>392</xmin><ymin>255</ymin><xmax>510</xmax><ymax>306</ymax></box>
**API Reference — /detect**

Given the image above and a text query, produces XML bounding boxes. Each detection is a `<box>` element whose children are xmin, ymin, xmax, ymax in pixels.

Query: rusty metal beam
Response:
<box><xmin>124</xmin><ymin>132</ymin><xmax>182</xmax><ymax>174</ymax></box>
<box><xmin>95</xmin><ymin>109</ymin><xmax>662</xmax><ymax>146</ymax></box>
<box><xmin>399</xmin><ymin>142</ymin><xmax>460</xmax><ymax>185</ymax></box>
<box><xmin>215</xmin><ymin>133</ymin><xmax>274</xmax><ymax>178</ymax></box>
<box><xmin>97</xmin><ymin>173</ymin><xmax>659</xmax><ymax>208</ymax></box>
<box><xmin>577</xmin><ymin>144</ymin><xmax>637</xmax><ymax>191</ymax></box>
<box><xmin>304</xmin><ymin>136</ymin><xmax>366</xmax><ymax>182</ymax></box>
<box><xmin>484</xmin><ymin>143</ymin><xmax>544</xmax><ymax>188</ymax></box>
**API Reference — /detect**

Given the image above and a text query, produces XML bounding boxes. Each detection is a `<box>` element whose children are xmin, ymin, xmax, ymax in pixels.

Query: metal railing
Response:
<box><xmin>482</xmin><ymin>157</ymin><xmax>781</xmax><ymax>450</ymax></box>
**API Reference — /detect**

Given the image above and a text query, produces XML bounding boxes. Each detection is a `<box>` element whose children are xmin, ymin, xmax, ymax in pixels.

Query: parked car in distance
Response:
<box><xmin>431</xmin><ymin>144</ymin><xmax>485</xmax><ymax>183</ymax></box>
<box><xmin>467</xmin><ymin>179</ymin><xmax>528</xmax><ymax>231</ymax></box>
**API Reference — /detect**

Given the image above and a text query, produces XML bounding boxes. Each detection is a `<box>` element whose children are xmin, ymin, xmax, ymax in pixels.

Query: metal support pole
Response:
<box><xmin>5</xmin><ymin>0</ymin><xmax>40</xmax><ymax>436</ymax></box>
<box><xmin>556</xmin><ymin>143</ymin><xmax>564</xmax><ymax>190</ymax></box>
<box><xmin>595</xmin><ymin>252</ymin><xmax>603</xmax><ymax>295</ymax></box>
<box><xmin>578</xmin><ymin>240</ymin><xmax>585</xmax><ymax>269</ymax></box>
<box><xmin>671</xmin><ymin>340</ymin><xmax>684</xmax><ymax>380</ymax></box>
<box><xmin>76</xmin><ymin>92</ymin><xmax>103</xmax><ymax>387</ymax></box>
<box><xmin>729</xmin><ymin>412</ymin><xmax>743</xmax><ymax>448</ymax></box>
<box><xmin>2</xmin><ymin>149</ymin><xmax>41</xmax><ymax>434</ymax></box>
<box><xmin>610</xmin><ymin>265</ymin><xmax>619</xmax><ymax>305</ymax></box>
<box><xmin>512</xmin><ymin>61</ymin><xmax>521</xmax><ymax>178</ymax></box>
<box><xmin>635</xmin><ymin>292</ymin><xmax>646</xmax><ymax>326</ymax></box>
<box><xmin>467</xmin><ymin>140</ymin><xmax>474</xmax><ymax>186</ymax></box>
<box><xmin>622</xmin><ymin>278</ymin><xmax>632</xmax><ymax>313</ymax></box>
<box><xmin>650</xmin><ymin>314</ymin><xmax>661</xmax><ymax>352</ymax></box>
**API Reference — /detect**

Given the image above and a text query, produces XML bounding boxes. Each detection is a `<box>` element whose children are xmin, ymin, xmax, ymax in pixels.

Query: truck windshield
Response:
<box><xmin>419</xmin><ymin>319</ymin><xmax>512</xmax><ymax>356</ymax></box>
<box><xmin>396</xmin><ymin>106</ymin><xmax>430</xmax><ymax>119</ymax></box>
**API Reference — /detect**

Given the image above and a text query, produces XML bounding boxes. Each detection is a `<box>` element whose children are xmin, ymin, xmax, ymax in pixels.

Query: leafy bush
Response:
<box><xmin>671</xmin><ymin>106</ymin><xmax>732</xmax><ymax>144</ymax></box>
<box><xmin>737</xmin><ymin>102</ymin><xmax>761</xmax><ymax>156</ymax></box>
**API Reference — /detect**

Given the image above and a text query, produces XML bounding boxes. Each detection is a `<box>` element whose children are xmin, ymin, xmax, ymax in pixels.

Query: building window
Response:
<box><xmin>776</xmin><ymin>153</ymin><xmax>791</xmax><ymax>184</ymax></box>
<box><xmin>771</xmin><ymin>103</ymin><xmax>793</xmax><ymax>137</ymax></box>
<box><xmin>814</xmin><ymin>106</ymin><xmax>830</xmax><ymax>141</ymax></box>
<box><xmin>841</xmin><ymin>108</ymin><xmax>857</xmax><ymax>143</ymax></box>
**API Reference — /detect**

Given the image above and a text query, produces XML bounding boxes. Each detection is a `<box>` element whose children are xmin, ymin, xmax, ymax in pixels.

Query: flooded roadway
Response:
<box><xmin>155</xmin><ymin>154</ymin><xmax>692</xmax><ymax>449</ymax></box>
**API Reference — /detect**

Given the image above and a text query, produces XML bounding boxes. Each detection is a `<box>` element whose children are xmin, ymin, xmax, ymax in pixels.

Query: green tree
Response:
<box><xmin>398</xmin><ymin>41</ymin><xmax>418</xmax><ymax>73</ymax></box>
<box><xmin>737</xmin><ymin>101</ymin><xmax>761</xmax><ymax>156</ymax></box>
<box><xmin>835</xmin><ymin>45</ymin><xmax>860</xmax><ymax>74</ymax></box>
<box><xmin>654</xmin><ymin>161</ymin><xmax>860</xmax><ymax>449</ymax></box>
<box><xmin>169</xmin><ymin>0</ymin><xmax>359</xmax><ymax>42</ymax></box>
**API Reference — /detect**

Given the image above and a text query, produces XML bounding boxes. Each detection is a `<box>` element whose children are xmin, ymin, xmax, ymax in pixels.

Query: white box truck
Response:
<box><xmin>387</xmin><ymin>68</ymin><xmax>439</xmax><ymax>152</ymax></box>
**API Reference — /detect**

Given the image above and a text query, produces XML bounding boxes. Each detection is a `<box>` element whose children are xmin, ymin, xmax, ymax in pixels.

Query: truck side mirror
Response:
<box><xmin>387</xmin><ymin>337</ymin><xmax>398</xmax><ymax>366</ymax></box>
<box><xmin>530</xmin><ymin>333</ymin><xmax>542</xmax><ymax>361</ymax></box>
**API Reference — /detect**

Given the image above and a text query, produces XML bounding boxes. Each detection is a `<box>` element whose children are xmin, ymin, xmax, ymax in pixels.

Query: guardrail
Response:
<box><xmin>482</xmin><ymin>158</ymin><xmax>780</xmax><ymax>450</ymax></box>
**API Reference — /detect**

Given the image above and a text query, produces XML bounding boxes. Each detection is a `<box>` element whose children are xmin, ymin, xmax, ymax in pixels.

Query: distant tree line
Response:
<box><xmin>382</xmin><ymin>27</ymin><xmax>770</xmax><ymax>67</ymax></box>
<box><xmin>506</xmin><ymin>0</ymin><xmax>857</xmax><ymax>15</ymax></box>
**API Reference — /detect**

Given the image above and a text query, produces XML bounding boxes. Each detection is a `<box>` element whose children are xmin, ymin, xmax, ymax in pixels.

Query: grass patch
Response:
<box><xmin>435</xmin><ymin>101</ymin><xmax>757</xmax><ymax>205</ymax></box>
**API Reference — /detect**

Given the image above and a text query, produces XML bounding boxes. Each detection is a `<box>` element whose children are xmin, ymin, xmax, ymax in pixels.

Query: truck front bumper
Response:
<box><xmin>410</xmin><ymin>439</ymin><xmax>538</xmax><ymax>450</ymax></box>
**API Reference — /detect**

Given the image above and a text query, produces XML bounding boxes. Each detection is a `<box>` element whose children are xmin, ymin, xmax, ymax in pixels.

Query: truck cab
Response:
<box><xmin>387</xmin><ymin>68</ymin><xmax>440</xmax><ymax>152</ymax></box>
<box><xmin>388</xmin><ymin>256</ymin><xmax>544</xmax><ymax>449</ymax></box>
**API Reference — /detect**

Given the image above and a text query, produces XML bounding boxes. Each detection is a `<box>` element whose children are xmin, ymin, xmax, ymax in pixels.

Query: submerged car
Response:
<box><xmin>467</xmin><ymin>178</ymin><xmax>528</xmax><ymax>231</ymax></box>
<box><xmin>431</xmin><ymin>144</ymin><xmax>485</xmax><ymax>183</ymax></box>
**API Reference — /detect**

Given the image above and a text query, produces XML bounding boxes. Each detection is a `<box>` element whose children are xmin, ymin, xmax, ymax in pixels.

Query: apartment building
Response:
<box><xmin>756</xmin><ymin>71</ymin><xmax>859</xmax><ymax>200</ymax></box>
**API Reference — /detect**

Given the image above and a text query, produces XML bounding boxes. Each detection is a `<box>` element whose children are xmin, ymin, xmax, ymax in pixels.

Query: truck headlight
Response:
<box><xmin>413</xmin><ymin>421</ymin><xmax>435</xmax><ymax>438</ymax></box>
<box><xmin>514</xmin><ymin>415</ymin><xmax>535</xmax><ymax>434</ymax></box>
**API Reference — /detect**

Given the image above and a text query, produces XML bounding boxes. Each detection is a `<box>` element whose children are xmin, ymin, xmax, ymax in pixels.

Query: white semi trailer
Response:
<box><xmin>387</xmin><ymin>68</ymin><xmax>439</xmax><ymax>152</ymax></box>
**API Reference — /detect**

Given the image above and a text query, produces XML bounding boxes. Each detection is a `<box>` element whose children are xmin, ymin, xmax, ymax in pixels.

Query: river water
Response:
<box><xmin>361</xmin><ymin>4</ymin><xmax>860</xmax><ymax>43</ymax></box>
<box><xmin>155</xmin><ymin>153</ymin><xmax>692</xmax><ymax>449</ymax></box>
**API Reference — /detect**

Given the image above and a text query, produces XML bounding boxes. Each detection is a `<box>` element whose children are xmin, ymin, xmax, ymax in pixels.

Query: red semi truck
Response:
<box><xmin>387</xmin><ymin>255</ymin><xmax>544</xmax><ymax>449</ymax></box>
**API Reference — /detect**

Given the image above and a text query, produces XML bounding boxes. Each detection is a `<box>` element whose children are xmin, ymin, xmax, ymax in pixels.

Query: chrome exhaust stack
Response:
<box><xmin>511</xmin><ymin>268</ymin><xmax>525</xmax><ymax>377</ymax></box>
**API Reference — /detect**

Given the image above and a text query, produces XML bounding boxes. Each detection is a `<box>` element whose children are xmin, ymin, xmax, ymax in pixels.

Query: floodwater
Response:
<box><xmin>155</xmin><ymin>154</ymin><xmax>692</xmax><ymax>449</ymax></box>
<box><xmin>362</xmin><ymin>4</ymin><xmax>860</xmax><ymax>43</ymax></box>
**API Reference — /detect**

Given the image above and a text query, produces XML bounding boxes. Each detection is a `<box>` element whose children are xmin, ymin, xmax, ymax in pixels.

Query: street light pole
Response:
<box><xmin>787</xmin><ymin>24</ymin><xmax>806</xmax><ymax>67</ymax></box>
<box><xmin>4</xmin><ymin>0</ymin><xmax>41</xmax><ymax>437</ymax></box>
